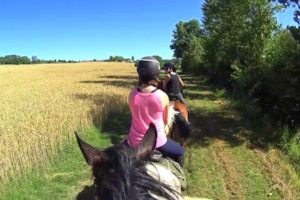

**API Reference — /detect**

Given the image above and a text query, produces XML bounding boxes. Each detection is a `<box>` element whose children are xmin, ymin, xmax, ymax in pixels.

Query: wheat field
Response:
<box><xmin>0</xmin><ymin>62</ymin><xmax>136</xmax><ymax>182</ymax></box>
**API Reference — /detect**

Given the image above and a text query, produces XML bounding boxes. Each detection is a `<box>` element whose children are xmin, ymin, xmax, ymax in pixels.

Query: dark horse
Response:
<box><xmin>76</xmin><ymin>124</ymin><xmax>183</xmax><ymax>200</ymax></box>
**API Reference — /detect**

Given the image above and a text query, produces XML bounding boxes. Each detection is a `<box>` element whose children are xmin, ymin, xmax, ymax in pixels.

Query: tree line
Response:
<box><xmin>105</xmin><ymin>56</ymin><xmax>134</xmax><ymax>62</ymax></box>
<box><xmin>170</xmin><ymin>0</ymin><xmax>300</xmax><ymax>165</ymax></box>
<box><xmin>0</xmin><ymin>55</ymin><xmax>78</xmax><ymax>65</ymax></box>
<box><xmin>0</xmin><ymin>55</ymin><xmax>31</xmax><ymax>64</ymax></box>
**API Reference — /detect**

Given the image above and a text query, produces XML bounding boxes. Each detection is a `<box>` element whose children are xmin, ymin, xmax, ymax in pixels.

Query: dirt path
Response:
<box><xmin>182</xmin><ymin>75</ymin><xmax>299</xmax><ymax>200</ymax></box>
<box><xmin>214</xmin><ymin>139</ymin><xmax>245</xmax><ymax>199</ymax></box>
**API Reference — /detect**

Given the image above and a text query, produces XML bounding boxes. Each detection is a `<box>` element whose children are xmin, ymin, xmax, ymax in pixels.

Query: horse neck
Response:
<box><xmin>174</xmin><ymin>101</ymin><xmax>188</xmax><ymax>121</ymax></box>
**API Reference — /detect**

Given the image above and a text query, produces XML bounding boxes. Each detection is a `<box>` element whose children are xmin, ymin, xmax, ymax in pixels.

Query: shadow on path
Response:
<box><xmin>183</xmin><ymin>75</ymin><xmax>268</xmax><ymax>150</ymax></box>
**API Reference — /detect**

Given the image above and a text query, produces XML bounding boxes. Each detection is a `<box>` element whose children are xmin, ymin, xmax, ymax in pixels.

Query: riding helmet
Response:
<box><xmin>137</xmin><ymin>56</ymin><xmax>160</xmax><ymax>82</ymax></box>
<box><xmin>164</xmin><ymin>62</ymin><xmax>174</xmax><ymax>69</ymax></box>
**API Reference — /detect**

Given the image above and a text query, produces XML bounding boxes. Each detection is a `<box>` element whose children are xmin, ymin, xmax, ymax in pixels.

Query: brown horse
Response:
<box><xmin>167</xmin><ymin>100</ymin><xmax>190</xmax><ymax>147</ymax></box>
<box><xmin>157</xmin><ymin>80</ymin><xmax>191</xmax><ymax>147</ymax></box>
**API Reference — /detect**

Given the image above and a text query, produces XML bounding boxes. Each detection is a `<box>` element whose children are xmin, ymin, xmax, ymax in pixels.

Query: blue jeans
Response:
<box><xmin>177</xmin><ymin>92</ymin><xmax>188</xmax><ymax>106</ymax></box>
<box><xmin>157</xmin><ymin>139</ymin><xmax>184</xmax><ymax>162</ymax></box>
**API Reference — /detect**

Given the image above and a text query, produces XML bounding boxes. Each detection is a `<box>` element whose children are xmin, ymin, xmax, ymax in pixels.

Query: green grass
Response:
<box><xmin>0</xmin><ymin>127</ymin><xmax>111</xmax><ymax>200</ymax></box>
<box><xmin>184</xmin><ymin>145</ymin><xmax>227</xmax><ymax>199</ymax></box>
<box><xmin>229</xmin><ymin>144</ymin><xmax>282</xmax><ymax>200</ymax></box>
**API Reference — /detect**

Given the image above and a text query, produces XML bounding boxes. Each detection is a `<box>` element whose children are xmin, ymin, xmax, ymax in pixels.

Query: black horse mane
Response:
<box><xmin>93</xmin><ymin>142</ymin><xmax>177</xmax><ymax>200</ymax></box>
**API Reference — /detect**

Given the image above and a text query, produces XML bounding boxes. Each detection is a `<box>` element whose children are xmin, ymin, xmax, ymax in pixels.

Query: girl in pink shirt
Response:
<box><xmin>127</xmin><ymin>56</ymin><xmax>184</xmax><ymax>166</ymax></box>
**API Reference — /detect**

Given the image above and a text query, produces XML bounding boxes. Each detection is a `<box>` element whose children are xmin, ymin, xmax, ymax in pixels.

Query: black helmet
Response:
<box><xmin>164</xmin><ymin>62</ymin><xmax>174</xmax><ymax>69</ymax></box>
<box><xmin>137</xmin><ymin>56</ymin><xmax>160</xmax><ymax>82</ymax></box>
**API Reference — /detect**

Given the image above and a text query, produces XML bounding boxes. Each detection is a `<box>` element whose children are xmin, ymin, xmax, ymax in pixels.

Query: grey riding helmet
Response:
<box><xmin>137</xmin><ymin>56</ymin><xmax>160</xmax><ymax>82</ymax></box>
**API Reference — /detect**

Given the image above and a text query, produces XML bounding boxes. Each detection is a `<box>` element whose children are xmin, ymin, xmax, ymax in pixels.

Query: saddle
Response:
<box><xmin>149</xmin><ymin>150</ymin><xmax>187</xmax><ymax>190</ymax></box>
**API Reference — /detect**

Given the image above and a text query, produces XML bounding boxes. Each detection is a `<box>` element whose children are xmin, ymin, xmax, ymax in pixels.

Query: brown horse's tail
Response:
<box><xmin>174</xmin><ymin>113</ymin><xmax>191</xmax><ymax>138</ymax></box>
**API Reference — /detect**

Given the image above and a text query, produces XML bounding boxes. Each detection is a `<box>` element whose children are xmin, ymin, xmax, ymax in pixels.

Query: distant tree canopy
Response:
<box><xmin>31</xmin><ymin>56</ymin><xmax>39</xmax><ymax>63</ymax></box>
<box><xmin>133</xmin><ymin>55</ymin><xmax>172</xmax><ymax>69</ymax></box>
<box><xmin>108</xmin><ymin>56</ymin><xmax>125</xmax><ymax>62</ymax></box>
<box><xmin>0</xmin><ymin>55</ymin><xmax>30</xmax><ymax>64</ymax></box>
<box><xmin>152</xmin><ymin>55</ymin><xmax>166</xmax><ymax>68</ymax></box>
<box><xmin>170</xmin><ymin>20</ymin><xmax>204</xmax><ymax>72</ymax></box>
<box><xmin>170</xmin><ymin>20</ymin><xmax>203</xmax><ymax>59</ymax></box>
<box><xmin>106</xmin><ymin>56</ymin><xmax>132</xmax><ymax>62</ymax></box>
<box><xmin>0</xmin><ymin>55</ymin><xmax>78</xmax><ymax>65</ymax></box>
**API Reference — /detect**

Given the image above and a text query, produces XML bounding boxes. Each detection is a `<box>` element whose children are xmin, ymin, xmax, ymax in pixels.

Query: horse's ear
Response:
<box><xmin>136</xmin><ymin>123</ymin><xmax>157</xmax><ymax>160</ymax></box>
<box><xmin>75</xmin><ymin>132</ymin><xmax>106</xmax><ymax>166</ymax></box>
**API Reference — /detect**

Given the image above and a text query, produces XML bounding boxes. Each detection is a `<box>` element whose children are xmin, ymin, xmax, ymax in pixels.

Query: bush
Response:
<box><xmin>262</xmin><ymin>30</ymin><xmax>300</xmax><ymax>128</ymax></box>
<box><xmin>281</xmin><ymin>128</ymin><xmax>300</xmax><ymax>172</ymax></box>
<box><xmin>231</xmin><ymin>30</ymin><xmax>300</xmax><ymax>131</ymax></box>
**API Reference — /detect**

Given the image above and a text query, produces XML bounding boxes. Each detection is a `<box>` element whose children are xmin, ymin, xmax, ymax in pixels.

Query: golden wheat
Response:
<box><xmin>0</xmin><ymin>62</ymin><xmax>136</xmax><ymax>182</ymax></box>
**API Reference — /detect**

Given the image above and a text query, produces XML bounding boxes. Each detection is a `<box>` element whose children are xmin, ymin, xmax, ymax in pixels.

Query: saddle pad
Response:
<box><xmin>146</xmin><ymin>157</ymin><xmax>187</xmax><ymax>191</ymax></box>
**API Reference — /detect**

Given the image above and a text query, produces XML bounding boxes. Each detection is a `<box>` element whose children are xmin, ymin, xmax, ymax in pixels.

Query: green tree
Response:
<box><xmin>261</xmin><ymin>30</ymin><xmax>300</xmax><ymax>125</ymax></box>
<box><xmin>203</xmin><ymin>0</ymin><xmax>276</xmax><ymax>87</ymax></box>
<box><xmin>20</xmin><ymin>56</ymin><xmax>30</xmax><ymax>64</ymax></box>
<box><xmin>108</xmin><ymin>56</ymin><xmax>125</xmax><ymax>62</ymax></box>
<box><xmin>152</xmin><ymin>55</ymin><xmax>166</xmax><ymax>68</ymax></box>
<box><xmin>31</xmin><ymin>56</ymin><xmax>39</xmax><ymax>63</ymax></box>
<box><xmin>0</xmin><ymin>55</ymin><xmax>31</xmax><ymax>65</ymax></box>
<box><xmin>181</xmin><ymin>35</ymin><xmax>204</xmax><ymax>73</ymax></box>
<box><xmin>170</xmin><ymin>20</ymin><xmax>203</xmax><ymax>59</ymax></box>
<box><xmin>288</xmin><ymin>26</ymin><xmax>300</xmax><ymax>42</ymax></box>
<box><xmin>170</xmin><ymin>20</ymin><xmax>204</xmax><ymax>72</ymax></box>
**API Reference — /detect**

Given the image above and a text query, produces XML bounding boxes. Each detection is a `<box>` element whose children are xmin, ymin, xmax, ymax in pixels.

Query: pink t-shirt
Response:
<box><xmin>128</xmin><ymin>88</ymin><xmax>167</xmax><ymax>148</ymax></box>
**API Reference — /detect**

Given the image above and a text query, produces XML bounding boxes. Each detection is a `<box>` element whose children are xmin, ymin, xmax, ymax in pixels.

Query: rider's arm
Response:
<box><xmin>178</xmin><ymin>75</ymin><xmax>184</xmax><ymax>88</ymax></box>
<box><xmin>163</xmin><ymin>74</ymin><xmax>171</xmax><ymax>91</ymax></box>
<box><xmin>161</xmin><ymin>92</ymin><xmax>169</xmax><ymax>125</ymax></box>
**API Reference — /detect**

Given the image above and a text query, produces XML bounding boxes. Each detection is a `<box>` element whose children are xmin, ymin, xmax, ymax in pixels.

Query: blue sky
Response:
<box><xmin>0</xmin><ymin>0</ymin><xmax>298</xmax><ymax>60</ymax></box>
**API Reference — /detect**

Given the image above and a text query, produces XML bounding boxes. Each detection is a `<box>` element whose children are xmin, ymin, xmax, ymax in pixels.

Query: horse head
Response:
<box><xmin>75</xmin><ymin>124</ymin><xmax>181</xmax><ymax>200</ymax></box>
